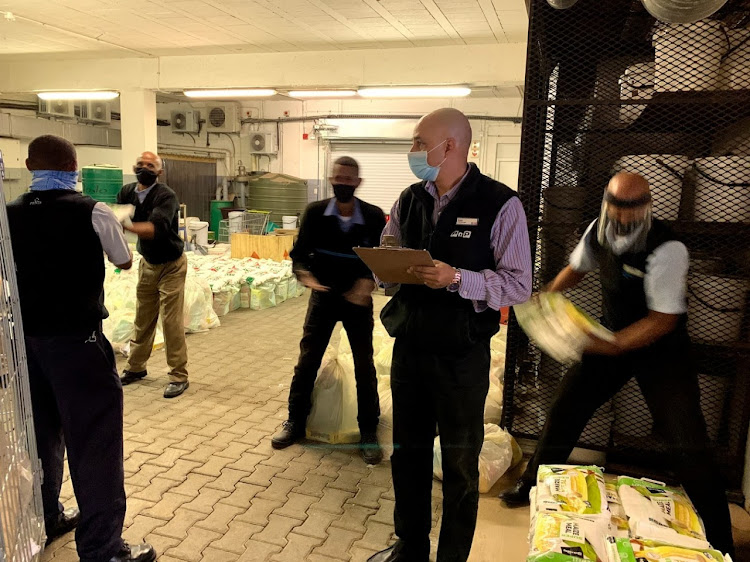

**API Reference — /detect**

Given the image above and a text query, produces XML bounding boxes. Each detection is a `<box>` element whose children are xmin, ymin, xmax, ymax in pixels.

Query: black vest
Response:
<box><xmin>380</xmin><ymin>164</ymin><xmax>516</xmax><ymax>352</ymax></box>
<box><xmin>588</xmin><ymin>218</ymin><xmax>689</xmax><ymax>338</ymax></box>
<box><xmin>7</xmin><ymin>190</ymin><xmax>106</xmax><ymax>336</ymax></box>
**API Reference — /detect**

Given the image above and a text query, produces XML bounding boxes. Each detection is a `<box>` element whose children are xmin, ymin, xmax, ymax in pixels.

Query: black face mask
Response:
<box><xmin>332</xmin><ymin>184</ymin><xmax>356</xmax><ymax>203</ymax></box>
<box><xmin>135</xmin><ymin>167</ymin><xmax>158</xmax><ymax>186</ymax></box>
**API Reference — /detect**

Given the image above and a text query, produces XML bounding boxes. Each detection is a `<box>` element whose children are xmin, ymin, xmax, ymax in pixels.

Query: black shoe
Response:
<box><xmin>108</xmin><ymin>542</ymin><xmax>157</xmax><ymax>562</ymax></box>
<box><xmin>360</xmin><ymin>433</ymin><xmax>383</xmax><ymax>465</ymax></box>
<box><xmin>271</xmin><ymin>420</ymin><xmax>305</xmax><ymax>449</ymax></box>
<box><xmin>45</xmin><ymin>507</ymin><xmax>80</xmax><ymax>545</ymax></box>
<box><xmin>164</xmin><ymin>381</ymin><xmax>189</xmax><ymax>398</ymax></box>
<box><xmin>367</xmin><ymin>541</ymin><xmax>427</xmax><ymax>562</ymax></box>
<box><xmin>498</xmin><ymin>479</ymin><xmax>532</xmax><ymax>508</ymax></box>
<box><xmin>120</xmin><ymin>370</ymin><xmax>147</xmax><ymax>385</ymax></box>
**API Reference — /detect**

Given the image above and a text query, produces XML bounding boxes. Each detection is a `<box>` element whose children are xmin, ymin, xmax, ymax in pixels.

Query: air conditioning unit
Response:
<box><xmin>37</xmin><ymin>99</ymin><xmax>75</xmax><ymax>119</ymax></box>
<box><xmin>171</xmin><ymin>110</ymin><xmax>201</xmax><ymax>134</ymax></box>
<box><xmin>205</xmin><ymin>104</ymin><xmax>239</xmax><ymax>133</ymax></box>
<box><xmin>75</xmin><ymin>101</ymin><xmax>111</xmax><ymax>124</ymax></box>
<box><xmin>248</xmin><ymin>133</ymin><xmax>277</xmax><ymax>154</ymax></box>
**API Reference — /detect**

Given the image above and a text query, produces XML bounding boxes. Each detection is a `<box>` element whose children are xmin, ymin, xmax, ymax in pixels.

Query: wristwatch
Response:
<box><xmin>447</xmin><ymin>268</ymin><xmax>462</xmax><ymax>292</ymax></box>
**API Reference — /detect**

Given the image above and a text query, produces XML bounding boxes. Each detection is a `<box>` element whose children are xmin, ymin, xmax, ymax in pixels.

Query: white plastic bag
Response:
<box><xmin>212</xmin><ymin>289</ymin><xmax>233</xmax><ymax>317</ymax></box>
<box><xmin>275</xmin><ymin>278</ymin><xmax>289</xmax><ymax>304</ymax></box>
<box><xmin>377</xmin><ymin>376</ymin><xmax>394</xmax><ymax>460</ymax></box>
<box><xmin>184</xmin><ymin>278</ymin><xmax>220</xmax><ymax>333</ymax></box>
<box><xmin>306</xmin><ymin>344</ymin><xmax>360</xmax><ymax>444</ymax></box>
<box><xmin>483</xmin><ymin>381</ymin><xmax>504</xmax><ymax>424</ymax></box>
<box><xmin>433</xmin><ymin>423</ymin><xmax>522</xmax><ymax>493</ymax></box>
<box><xmin>250</xmin><ymin>283</ymin><xmax>276</xmax><ymax>310</ymax></box>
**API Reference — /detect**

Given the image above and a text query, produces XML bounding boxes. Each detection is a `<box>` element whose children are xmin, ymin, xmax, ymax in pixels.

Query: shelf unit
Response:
<box><xmin>503</xmin><ymin>0</ymin><xmax>750</xmax><ymax>498</ymax></box>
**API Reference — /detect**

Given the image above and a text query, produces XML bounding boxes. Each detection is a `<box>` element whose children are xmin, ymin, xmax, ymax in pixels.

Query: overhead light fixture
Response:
<box><xmin>288</xmin><ymin>90</ymin><xmax>357</xmax><ymax>98</ymax></box>
<box><xmin>37</xmin><ymin>91</ymin><xmax>119</xmax><ymax>101</ymax></box>
<box><xmin>357</xmin><ymin>86</ymin><xmax>471</xmax><ymax>98</ymax></box>
<box><xmin>184</xmin><ymin>89</ymin><xmax>277</xmax><ymax>98</ymax></box>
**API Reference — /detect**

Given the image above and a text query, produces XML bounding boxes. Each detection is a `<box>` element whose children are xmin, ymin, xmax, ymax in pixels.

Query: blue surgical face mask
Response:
<box><xmin>408</xmin><ymin>139</ymin><xmax>448</xmax><ymax>182</ymax></box>
<box><xmin>30</xmin><ymin>170</ymin><xmax>79</xmax><ymax>192</ymax></box>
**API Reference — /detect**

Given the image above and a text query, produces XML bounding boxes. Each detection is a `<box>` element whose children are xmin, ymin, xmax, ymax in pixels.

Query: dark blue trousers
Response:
<box><xmin>26</xmin><ymin>330</ymin><xmax>126</xmax><ymax>562</ymax></box>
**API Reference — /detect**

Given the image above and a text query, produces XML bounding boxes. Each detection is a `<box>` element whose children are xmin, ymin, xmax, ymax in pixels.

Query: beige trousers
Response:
<box><xmin>127</xmin><ymin>254</ymin><xmax>188</xmax><ymax>383</ymax></box>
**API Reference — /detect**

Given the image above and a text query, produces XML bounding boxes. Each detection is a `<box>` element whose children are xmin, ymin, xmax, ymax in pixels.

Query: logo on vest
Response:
<box><xmin>450</xmin><ymin>230</ymin><xmax>472</xmax><ymax>239</ymax></box>
<box><xmin>30</xmin><ymin>198</ymin><xmax>42</xmax><ymax>206</ymax></box>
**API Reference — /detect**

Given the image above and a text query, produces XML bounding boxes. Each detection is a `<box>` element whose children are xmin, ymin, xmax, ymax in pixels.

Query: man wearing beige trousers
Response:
<box><xmin>117</xmin><ymin>151</ymin><xmax>189</xmax><ymax>398</ymax></box>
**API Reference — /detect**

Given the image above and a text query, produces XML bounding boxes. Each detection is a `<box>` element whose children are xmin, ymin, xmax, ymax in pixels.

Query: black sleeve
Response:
<box><xmin>290</xmin><ymin>205</ymin><xmax>316</xmax><ymax>275</ymax></box>
<box><xmin>148</xmin><ymin>190</ymin><xmax>179</xmax><ymax>240</ymax></box>
<box><xmin>116</xmin><ymin>186</ymin><xmax>126</xmax><ymax>205</ymax></box>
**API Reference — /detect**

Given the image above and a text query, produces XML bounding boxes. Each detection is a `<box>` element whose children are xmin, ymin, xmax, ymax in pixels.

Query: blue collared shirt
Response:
<box><xmin>323</xmin><ymin>198</ymin><xmax>365</xmax><ymax>233</ymax></box>
<box><xmin>136</xmin><ymin>182</ymin><xmax>157</xmax><ymax>203</ymax></box>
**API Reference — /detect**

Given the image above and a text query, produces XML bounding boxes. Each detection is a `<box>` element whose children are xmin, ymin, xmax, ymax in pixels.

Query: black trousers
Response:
<box><xmin>26</xmin><ymin>330</ymin><xmax>126</xmax><ymax>562</ymax></box>
<box><xmin>521</xmin><ymin>341</ymin><xmax>735</xmax><ymax>556</ymax></box>
<box><xmin>390</xmin><ymin>338</ymin><xmax>490</xmax><ymax>562</ymax></box>
<box><xmin>288</xmin><ymin>290</ymin><xmax>380</xmax><ymax>434</ymax></box>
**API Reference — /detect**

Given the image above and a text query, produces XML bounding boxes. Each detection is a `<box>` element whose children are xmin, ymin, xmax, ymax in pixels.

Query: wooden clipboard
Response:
<box><xmin>354</xmin><ymin>246</ymin><xmax>435</xmax><ymax>284</ymax></box>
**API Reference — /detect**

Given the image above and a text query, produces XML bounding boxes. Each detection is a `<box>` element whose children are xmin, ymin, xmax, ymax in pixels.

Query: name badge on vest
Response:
<box><xmin>456</xmin><ymin>217</ymin><xmax>478</xmax><ymax>226</ymax></box>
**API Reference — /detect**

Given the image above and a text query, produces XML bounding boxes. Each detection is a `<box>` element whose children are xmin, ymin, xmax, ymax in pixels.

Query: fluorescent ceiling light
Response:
<box><xmin>288</xmin><ymin>90</ymin><xmax>357</xmax><ymax>98</ymax></box>
<box><xmin>184</xmin><ymin>89</ymin><xmax>277</xmax><ymax>98</ymax></box>
<box><xmin>37</xmin><ymin>91</ymin><xmax>119</xmax><ymax>101</ymax></box>
<box><xmin>357</xmin><ymin>86</ymin><xmax>471</xmax><ymax>98</ymax></box>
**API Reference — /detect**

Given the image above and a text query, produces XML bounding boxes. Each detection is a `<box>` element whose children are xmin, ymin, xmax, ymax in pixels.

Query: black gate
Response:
<box><xmin>502</xmin><ymin>0</ymin><xmax>750</xmax><ymax>499</ymax></box>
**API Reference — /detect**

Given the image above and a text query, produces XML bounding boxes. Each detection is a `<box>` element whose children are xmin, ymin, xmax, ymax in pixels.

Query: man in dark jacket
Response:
<box><xmin>499</xmin><ymin>172</ymin><xmax>735</xmax><ymax>557</ymax></box>
<box><xmin>272</xmin><ymin>156</ymin><xmax>386</xmax><ymax>465</ymax></box>
<box><xmin>117</xmin><ymin>152</ymin><xmax>188</xmax><ymax>398</ymax></box>
<box><xmin>369</xmin><ymin>108</ymin><xmax>532</xmax><ymax>562</ymax></box>
<box><xmin>7</xmin><ymin>135</ymin><xmax>155</xmax><ymax>562</ymax></box>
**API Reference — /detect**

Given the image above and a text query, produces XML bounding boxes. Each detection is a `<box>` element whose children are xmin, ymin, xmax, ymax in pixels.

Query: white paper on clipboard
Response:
<box><xmin>353</xmin><ymin>246</ymin><xmax>435</xmax><ymax>284</ymax></box>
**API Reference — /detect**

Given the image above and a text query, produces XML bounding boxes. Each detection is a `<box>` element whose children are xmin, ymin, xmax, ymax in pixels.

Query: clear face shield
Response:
<box><xmin>596</xmin><ymin>189</ymin><xmax>653</xmax><ymax>254</ymax></box>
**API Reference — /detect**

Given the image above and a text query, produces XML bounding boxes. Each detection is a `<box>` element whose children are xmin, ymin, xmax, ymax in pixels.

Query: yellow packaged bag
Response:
<box><xmin>606</xmin><ymin>536</ymin><xmax>731</xmax><ymax>562</ymax></box>
<box><xmin>527</xmin><ymin>512</ymin><xmax>610</xmax><ymax>561</ymax></box>
<box><xmin>536</xmin><ymin>465</ymin><xmax>607</xmax><ymax>516</ymax></box>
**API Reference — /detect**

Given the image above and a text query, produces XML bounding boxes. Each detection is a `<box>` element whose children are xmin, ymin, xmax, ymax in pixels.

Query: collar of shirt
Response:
<box><xmin>324</xmin><ymin>197</ymin><xmax>365</xmax><ymax>226</ymax></box>
<box><xmin>136</xmin><ymin>181</ymin><xmax>157</xmax><ymax>203</ymax></box>
<box><xmin>29</xmin><ymin>170</ymin><xmax>78</xmax><ymax>192</ymax></box>
<box><xmin>425</xmin><ymin>164</ymin><xmax>471</xmax><ymax>222</ymax></box>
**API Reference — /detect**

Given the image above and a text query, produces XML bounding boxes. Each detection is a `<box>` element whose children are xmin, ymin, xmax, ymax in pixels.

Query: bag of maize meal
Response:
<box><xmin>527</xmin><ymin>511</ymin><xmax>611</xmax><ymax>562</ymax></box>
<box><xmin>536</xmin><ymin>465</ymin><xmax>608</xmax><ymax>517</ymax></box>
<box><xmin>604</xmin><ymin>476</ymin><xmax>630</xmax><ymax>538</ymax></box>
<box><xmin>617</xmin><ymin>476</ymin><xmax>709</xmax><ymax>550</ymax></box>
<box><xmin>605</xmin><ymin>536</ymin><xmax>732</xmax><ymax>562</ymax></box>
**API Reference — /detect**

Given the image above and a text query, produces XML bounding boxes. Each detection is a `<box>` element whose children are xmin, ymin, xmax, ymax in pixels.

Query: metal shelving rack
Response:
<box><xmin>503</xmin><ymin>0</ymin><xmax>750</xmax><ymax>500</ymax></box>
<box><xmin>0</xmin><ymin>175</ymin><xmax>45</xmax><ymax>561</ymax></box>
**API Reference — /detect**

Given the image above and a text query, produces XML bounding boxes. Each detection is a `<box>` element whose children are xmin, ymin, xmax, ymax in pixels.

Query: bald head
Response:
<box><xmin>26</xmin><ymin>135</ymin><xmax>77</xmax><ymax>172</ymax></box>
<box><xmin>416</xmin><ymin>108</ymin><xmax>472</xmax><ymax>157</ymax></box>
<box><xmin>136</xmin><ymin>151</ymin><xmax>163</xmax><ymax>172</ymax></box>
<box><xmin>607</xmin><ymin>172</ymin><xmax>650</xmax><ymax>201</ymax></box>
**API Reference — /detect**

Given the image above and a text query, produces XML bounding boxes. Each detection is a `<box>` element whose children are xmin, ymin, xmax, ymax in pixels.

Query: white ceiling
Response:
<box><xmin>0</xmin><ymin>0</ymin><xmax>528</xmax><ymax>58</ymax></box>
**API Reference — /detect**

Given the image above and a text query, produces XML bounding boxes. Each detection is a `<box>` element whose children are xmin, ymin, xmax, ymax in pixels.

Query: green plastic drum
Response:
<box><xmin>81</xmin><ymin>165</ymin><xmax>123</xmax><ymax>204</ymax></box>
<box><xmin>210</xmin><ymin>200</ymin><xmax>234</xmax><ymax>234</ymax></box>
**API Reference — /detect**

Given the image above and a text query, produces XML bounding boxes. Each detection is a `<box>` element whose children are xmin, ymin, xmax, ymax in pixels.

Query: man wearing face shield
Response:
<box><xmin>272</xmin><ymin>156</ymin><xmax>387</xmax><ymax>465</ymax></box>
<box><xmin>116</xmin><ymin>152</ymin><xmax>189</xmax><ymax>399</ymax></box>
<box><xmin>369</xmin><ymin>108</ymin><xmax>532</xmax><ymax>562</ymax></box>
<box><xmin>499</xmin><ymin>172</ymin><xmax>735</xmax><ymax>557</ymax></box>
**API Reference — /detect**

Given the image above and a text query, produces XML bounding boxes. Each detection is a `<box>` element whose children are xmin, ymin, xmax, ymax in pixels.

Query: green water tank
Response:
<box><xmin>245</xmin><ymin>172</ymin><xmax>307</xmax><ymax>226</ymax></box>
<box><xmin>81</xmin><ymin>165</ymin><xmax>123</xmax><ymax>204</ymax></box>
<box><xmin>210</xmin><ymin>200</ymin><xmax>234</xmax><ymax>234</ymax></box>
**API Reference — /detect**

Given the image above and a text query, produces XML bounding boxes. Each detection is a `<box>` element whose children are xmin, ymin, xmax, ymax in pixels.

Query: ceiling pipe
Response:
<box><xmin>241</xmin><ymin>114</ymin><xmax>522</xmax><ymax>125</ymax></box>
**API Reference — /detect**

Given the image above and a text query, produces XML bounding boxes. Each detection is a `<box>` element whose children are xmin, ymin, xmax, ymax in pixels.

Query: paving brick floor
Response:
<box><xmin>38</xmin><ymin>292</ymin><xmax>750</xmax><ymax>561</ymax></box>
<box><xmin>41</xmin><ymin>294</ymin><xmax>448</xmax><ymax>562</ymax></box>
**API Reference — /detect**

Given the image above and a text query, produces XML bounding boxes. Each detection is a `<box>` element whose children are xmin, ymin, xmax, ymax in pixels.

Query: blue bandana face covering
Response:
<box><xmin>30</xmin><ymin>170</ymin><xmax>79</xmax><ymax>192</ymax></box>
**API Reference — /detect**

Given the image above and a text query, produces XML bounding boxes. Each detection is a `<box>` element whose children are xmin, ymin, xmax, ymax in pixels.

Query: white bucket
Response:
<box><xmin>653</xmin><ymin>20</ymin><xmax>726</xmax><ymax>92</ymax></box>
<box><xmin>228</xmin><ymin>210</ymin><xmax>244</xmax><ymax>233</ymax></box>
<box><xmin>721</xmin><ymin>28</ymin><xmax>750</xmax><ymax>91</ymax></box>
<box><xmin>619</xmin><ymin>62</ymin><xmax>654</xmax><ymax>125</ymax></box>
<box><xmin>694</xmin><ymin>156</ymin><xmax>750</xmax><ymax>223</ymax></box>
<box><xmin>282</xmin><ymin>215</ymin><xmax>298</xmax><ymax>229</ymax></box>
<box><xmin>613</xmin><ymin>154</ymin><xmax>690</xmax><ymax>220</ymax></box>
<box><xmin>688</xmin><ymin>273</ymin><xmax>749</xmax><ymax>343</ymax></box>
<box><xmin>188</xmin><ymin>220</ymin><xmax>209</xmax><ymax>247</ymax></box>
